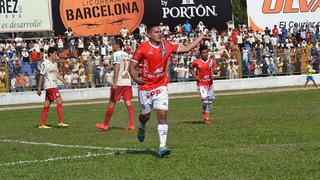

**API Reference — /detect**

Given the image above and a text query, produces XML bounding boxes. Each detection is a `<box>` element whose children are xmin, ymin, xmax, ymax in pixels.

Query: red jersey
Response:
<box><xmin>191</xmin><ymin>58</ymin><xmax>216</xmax><ymax>87</ymax></box>
<box><xmin>132</xmin><ymin>40</ymin><xmax>179</xmax><ymax>90</ymax></box>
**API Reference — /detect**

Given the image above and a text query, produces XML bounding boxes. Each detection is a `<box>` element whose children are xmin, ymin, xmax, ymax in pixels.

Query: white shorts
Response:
<box><xmin>138</xmin><ymin>86</ymin><xmax>168</xmax><ymax>114</ymax></box>
<box><xmin>198</xmin><ymin>85</ymin><xmax>215</xmax><ymax>100</ymax></box>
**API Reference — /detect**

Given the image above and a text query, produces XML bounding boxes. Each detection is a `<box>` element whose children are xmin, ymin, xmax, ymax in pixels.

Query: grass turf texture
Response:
<box><xmin>0</xmin><ymin>89</ymin><xmax>320</xmax><ymax>179</ymax></box>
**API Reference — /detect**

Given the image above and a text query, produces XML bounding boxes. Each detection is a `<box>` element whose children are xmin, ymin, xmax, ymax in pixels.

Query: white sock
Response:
<box><xmin>158</xmin><ymin>124</ymin><xmax>168</xmax><ymax>148</ymax></box>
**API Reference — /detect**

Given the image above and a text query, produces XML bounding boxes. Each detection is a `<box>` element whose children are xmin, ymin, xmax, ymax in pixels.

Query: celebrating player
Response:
<box><xmin>129</xmin><ymin>25</ymin><xmax>208</xmax><ymax>158</ymax></box>
<box><xmin>189</xmin><ymin>44</ymin><xmax>217</xmax><ymax>124</ymax></box>
<box><xmin>96</xmin><ymin>38</ymin><xmax>135</xmax><ymax>131</ymax></box>
<box><xmin>37</xmin><ymin>47</ymin><xmax>69</xmax><ymax>129</ymax></box>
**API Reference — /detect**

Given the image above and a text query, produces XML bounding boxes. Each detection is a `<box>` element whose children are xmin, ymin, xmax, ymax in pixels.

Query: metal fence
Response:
<box><xmin>0</xmin><ymin>46</ymin><xmax>318</xmax><ymax>93</ymax></box>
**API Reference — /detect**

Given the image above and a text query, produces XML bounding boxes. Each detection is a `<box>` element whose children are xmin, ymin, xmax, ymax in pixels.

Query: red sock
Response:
<box><xmin>127</xmin><ymin>105</ymin><xmax>135</xmax><ymax>127</ymax></box>
<box><xmin>40</xmin><ymin>107</ymin><xmax>49</xmax><ymax>126</ymax></box>
<box><xmin>56</xmin><ymin>103</ymin><xmax>63</xmax><ymax>123</ymax></box>
<box><xmin>103</xmin><ymin>107</ymin><xmax>114</xmax><ymax>126</ymax></box>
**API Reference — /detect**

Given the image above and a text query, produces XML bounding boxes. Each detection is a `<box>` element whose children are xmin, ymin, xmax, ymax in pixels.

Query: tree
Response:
<box><xmin>232</xmin><ymin>0</ymin><xmax>248</xmax><ymax>27</ymax></box>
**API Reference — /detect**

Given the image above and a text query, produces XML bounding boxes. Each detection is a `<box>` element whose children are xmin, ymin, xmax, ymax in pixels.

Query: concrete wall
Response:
<box><xmin>1</xmin><ymin>74</ymin><xmax>319</xmax><ymax>105</ymax></box>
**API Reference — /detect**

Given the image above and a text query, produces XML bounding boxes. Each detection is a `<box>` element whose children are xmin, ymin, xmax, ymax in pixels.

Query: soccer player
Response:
<box><xmin>189</xmin><ymin>44</ymin><xmax>217</xmax><ymax>124</ymax></box>
<box><xmin>37</xmin><ymin>47</ymin><xmax>69</xmax><ymax>129</ymax></box>
<box><xmin>96</xmin><ymin>38</ymin><xmax>135</xmax><ymax>131</ymax></box>
<box><xmin>304</xmin><ymin>59</ymin><xmax>318</xmax><ymax>89</ymax></box>
<box><xmin>129</xmin><ymin>25</ymin><xmax>208</xmax><ymax>158</ymax></box>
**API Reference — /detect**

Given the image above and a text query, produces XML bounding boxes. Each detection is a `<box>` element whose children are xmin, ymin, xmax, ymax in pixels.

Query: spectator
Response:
<box><xmin>120</xmin><ymin>27</ymin><xmax>129</xmax><ymax>38</ymax></box>
<box><xmin>71</xmin><ymin>69</ymin><xmax>79</xmax><ymax>88</ymax></box>
<box><xmin>10</xmin><ymin>75</ymin><xmax>17</xmax><ymax>92</ymax></box>
<box><xmin>0</xmin><ymin>68</ymin><xmax>5</xmax><ymax>86</ymax></box>
<box><xmin>21</xmin><ymin>48</ymin><xmax>29</xmax><ymax>63</ymax></box>
<box><xmin>65</xmin><ymin>27</ymin><xmax>73</xmax><ymax>42</ymax></box>
<box><xmin>69</xmin><ymin>34</ymin><xmax>76</xmax><ymax>57</ymax></box>
<box><xmin>77</xmin><ymin>36</ymin><xmax>85</xmax><ymax>56</ymax></box>
<box><xmin>174</xmin><ymin>63</ymin><xmax>187</xmax><ymax>82</ymax></box>
<box><xmin>16</xmin><ymin>73</ymin><xmax>26</xmax><ymax>92</ymax></box>
<box><xmin>182</xmin><ymin>20</ymin><xmax>192</xmax><ymax>36</ymax></box>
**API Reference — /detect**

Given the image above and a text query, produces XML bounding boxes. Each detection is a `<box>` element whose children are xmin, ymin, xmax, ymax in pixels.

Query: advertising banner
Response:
<box><xmin>247</xmin><ymin>0</ymin><xmax>320</xmax><ymax>31</ymax></box>
<box><xmin>52</xmin><ymin>0</ymin><xmax>232</xmax><ymax>36</ymax></box>
<box><xmin>0</xmin><ymin>0</ymin><xmax>53</xmax><ymax>32</ymax></box>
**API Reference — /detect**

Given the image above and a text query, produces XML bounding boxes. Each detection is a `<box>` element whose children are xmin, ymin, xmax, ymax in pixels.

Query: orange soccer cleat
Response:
<box><xmin>125</xmin><ymin>125</ymin><xmax>136</xmax><ymax>131</ymax></box>
<box><xmin>203</xmin><ymin>113</ymin><xmax>211</xmax><ymax>124</ymax></box>
<box><xmin>96</xmin><ymin>123</ymin><xmax>109</xmax><ymax>131</ymax></box>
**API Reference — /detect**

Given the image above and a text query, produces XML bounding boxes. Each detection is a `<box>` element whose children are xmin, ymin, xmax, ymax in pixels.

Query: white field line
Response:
<box><xmin>0</xmin><ymin>139</ymin><xmax>149</xmax><ymax>152</ymax></box>
<box><xmin>0</xmin><ymin>152</ymin><xmax>115</xmax><ymax>166</ymax></box>
<box><xmin>0</xmin><ymin>87</ymin><xmax>306</xmax><ymax>111</ymax></box>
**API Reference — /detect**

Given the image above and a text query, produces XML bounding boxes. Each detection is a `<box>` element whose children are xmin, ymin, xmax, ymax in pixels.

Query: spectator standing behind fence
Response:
<box><xmin>304</xmin><ymin>59</ymin><xmax>318</xmax><ymax>89</ymax></box>
<box><xmin>65</xmin><ymin>27</ymin><xmax>73</xmax><ymax>42</ymax></box>
<box><xmin>0</xmin><ymin>68</ymin><xmax>5</xmax><ymax>88</ymax></box>
<box><xmin>182</xmin><ymin>20</ymin><xmax>192</xmax><ymax>36</ymax></box>
<box><xmin>174</xmin><ymin>63</ymin><xmax>187</xmax><ymax>82</ymax></box>
<box><xmin>29</xmin><ymin>49</ymin><xmax>39</xmax><ymax>72</ymax></box>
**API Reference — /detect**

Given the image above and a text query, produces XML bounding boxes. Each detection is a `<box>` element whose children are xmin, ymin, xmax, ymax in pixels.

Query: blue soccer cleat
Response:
<box><xmin>137</xmin><ymin>126</ymin><xmax>146</xmax><ymax>142</ymax></box>
<box><xmin>157</xmin><ymin>146</ymin><xmax>171</xmax><ymax>158</ymax></box>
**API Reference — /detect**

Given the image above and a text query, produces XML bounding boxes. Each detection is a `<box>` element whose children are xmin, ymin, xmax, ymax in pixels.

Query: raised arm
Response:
<box><xmin>177</xmin><ymin>34</ymin><xmax>208</xmax><ymax>53</ymax></box>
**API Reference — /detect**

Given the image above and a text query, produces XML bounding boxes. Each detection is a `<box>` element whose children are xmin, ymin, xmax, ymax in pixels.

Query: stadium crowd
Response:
<box><xmin>0</xmin><ymin>21</ymin><xmax>320</xmax><ymax>92</ymax></box>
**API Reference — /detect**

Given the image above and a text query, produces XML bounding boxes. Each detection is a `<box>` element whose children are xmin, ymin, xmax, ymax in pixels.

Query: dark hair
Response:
<box><xmin>48</xmin><ymin>47</ymin><xmax>57</xmax><ymax>57</ymax></box>
<box><xmin>199</xmin><ymin>44</ymin><xmax>208</xmax><ymax>52</ymax></box>
<box><xmin>114</xmin><ymin>38</ymin><xmax>124</xmax><ymax>48</ymax></box>
<box><xmin>147</xmin><ymin>24</ymin><xmax>159</xmax><ymax>33</ymax></box>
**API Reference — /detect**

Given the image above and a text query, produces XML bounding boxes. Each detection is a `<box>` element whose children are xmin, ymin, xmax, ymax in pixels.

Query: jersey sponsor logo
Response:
<box><xmin>60</xmin><ymin>0</ymin><xmax>144</xmax><ymax>36</ymax></box>
<box><xmin>145</xmin><ymin>89</ymin><xmax>161</xmax><ymax>98</ymax></box>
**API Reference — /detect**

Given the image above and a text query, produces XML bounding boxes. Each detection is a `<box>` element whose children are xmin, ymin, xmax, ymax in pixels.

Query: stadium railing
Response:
<box><xmin>0</xmin><ymin>46</ymin><xmax>318</xmax><ymax>93</ymax></box>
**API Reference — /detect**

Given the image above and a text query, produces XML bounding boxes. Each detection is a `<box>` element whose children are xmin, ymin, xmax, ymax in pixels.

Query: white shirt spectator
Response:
<box><xmin>64</xmin><ymin>73</ymin><xmax>72</xmax><ymax>84</ymax></box>
<box><xmin>11</xmin><ymin>77</ymin><xmax>16</xmax><ymax>91</ymax></box>
<box><xmin>139</xmin><ymin>24</ymin><xmax>147</xmax><ymax>35</ymax></box>
<box><xmin>81</xmin><ymin>50</ymin><xmax>90</xmax><ymax>61</ymax></box>
<box><xmin>57</xmin><ymin>39</ymin><xmax>64</xmax><ymax>49</ymax></box>
<box><xmin>271</xmin><ymin>36</ymin><xmax>278</xmax><ymax>46</ymax></box>
<box><xmin>79</xmin><ymin>74</ymin><xmax>86</xmax><ymax>84</ymax></box>
<box><xmin>263</xmin><ymin>34</ymin><xmax>271</xmax><ymax>44</ymax></box>
<box><xmin>78</xmin><ymin>38</ymin><xmax>84</xmax><ymax>49</ymax></box>
<box><xmin>120</xmin><ymin>27</ymin><xmax>129</xmax><ymax>38</ymax></box>
<box><xmin>236</xmin><ymin>34</ymin><xmax>243</xmax><ymax>44</ymax></box>
<box><xmin>102</xmin><ymin>35</ymin><xmax>109</xmax><ymax>45</ymax></box>
<box><xmin>100</xmin><ymin>45</ymin><xmax>107</xmax><ymax>56</ymax></box>
<box><xmin>197</xmin><ymin>21</ymin><xmax>206</xmax><ymax>33</ymax></box>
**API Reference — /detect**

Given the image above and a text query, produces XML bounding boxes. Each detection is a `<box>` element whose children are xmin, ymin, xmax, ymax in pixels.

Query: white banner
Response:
<box><xmin>0</xmin><ymin>0</ymin><xmax>52</xmax><ymax>32</ymax></box>
<box><xmin>247</xmin><ymin>0</ymin><xmax>320</xmax><ymax>31</ymax></box>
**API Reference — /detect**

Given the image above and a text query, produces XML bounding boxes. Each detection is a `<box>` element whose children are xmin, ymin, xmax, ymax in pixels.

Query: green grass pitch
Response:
<box><xmin>0</xmin><ymin>89</ymin><xmax>320</xmax><ymax>179</ymax></box>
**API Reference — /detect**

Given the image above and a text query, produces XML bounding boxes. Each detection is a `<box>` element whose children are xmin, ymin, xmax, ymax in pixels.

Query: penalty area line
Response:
<box><xmin>0</xmin><ymin>152</ymin><xmax>115</xmax><ymax>166</ymax></box>
<box><xmin>0</xmin><ymin>139</ymin><xmax>150</xmax><ymax>152</ymax></box>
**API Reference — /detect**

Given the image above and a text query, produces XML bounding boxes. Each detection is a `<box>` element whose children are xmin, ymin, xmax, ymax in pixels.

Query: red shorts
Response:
<box><xmin>110</xmin><ymin>86</ymin><xmax>133</xmax><ymax>101</ymax></box>
<box><xmin>45</xmin><ymin>88</ymin><xmax>61</xmax><ymax>102</ymax></box>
